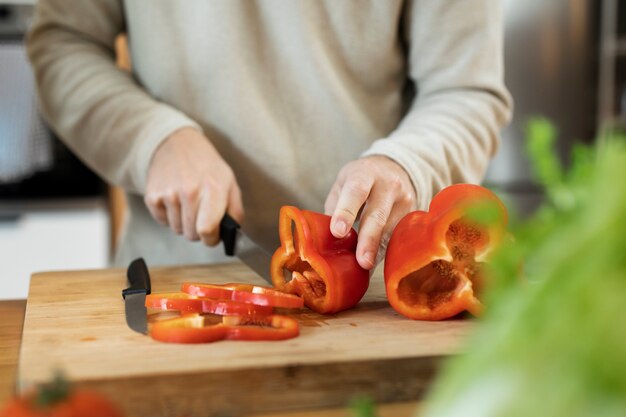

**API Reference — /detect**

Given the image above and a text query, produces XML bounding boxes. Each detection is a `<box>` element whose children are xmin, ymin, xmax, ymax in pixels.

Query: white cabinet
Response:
<box><xmin>0</xmin><ymin>200</ymin><xmax>110</xmax><ymax>300</ymax></box>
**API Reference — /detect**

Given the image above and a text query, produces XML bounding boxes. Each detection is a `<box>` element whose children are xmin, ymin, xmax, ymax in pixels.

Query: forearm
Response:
<box><xmin>363</xmin><ymin>88</ymin><xmax>511</xmax><ymax>209</ymax></box>
<box><xmin>363</xmin><ymin>0</ymin><xmax>512</xmax><ymax>210</ymax></box>
<box><xmin>27</xmin><ymin>0</ymin><xmax>200</xmax><ymax>194</ymax></box>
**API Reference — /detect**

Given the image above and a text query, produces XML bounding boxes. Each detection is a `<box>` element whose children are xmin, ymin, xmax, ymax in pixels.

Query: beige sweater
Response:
<box><xmin>27</xmin><ymin>0</ymin><xmax>511</xmax><ymax>267</ymax></box>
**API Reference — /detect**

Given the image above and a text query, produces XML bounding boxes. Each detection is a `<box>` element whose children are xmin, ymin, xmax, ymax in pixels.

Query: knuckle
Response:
<box><xmin>201</xmin><ymin>177</ymin><xmax>216</xmax><ymax>190</ymax></box>
<box><xmin>163</xmin><ymin>189</ymin><xmax>179</xmax><ymax>205</ymax></box>
<box><xmin>201</xmin><ymin>178</ymin><xmax>225</xmax><ymax>198</ymax></box>
<box><xmin>404</xmin><ymin>191</ymin><xmax>416</xmax><ymax>207</ymax></box>
<box><xmin>344</xmin><ymin>180</ymin><xmax>369</xmax><ymax>200</ymax></box>
<box><xmin>398</xmin><ymin>189</ymin><xmax>416</xmax><ymax>208</ymax></box>
<box><xmin>388</xmin><ymin>174</ymin><xmax>403</xmax><ymax>191</ymax></box>
<box><xmin>179</xmin><ymin>185</ymin><xmax>199</xmax><ymax>202</ymax></box>
<box><xmin>338</xmin><ymin>206</ymin><xmax>358</xmax><ymax>219</ymax></box>
<box><xmin>143</xmin><ymin>193</ymin><xmax>161</xmax><ymax>208</ymax></box>
<box><xmin>367</xmin><ymin>207</ymin><xmax>388</xmax><ymax>228</ymax></box>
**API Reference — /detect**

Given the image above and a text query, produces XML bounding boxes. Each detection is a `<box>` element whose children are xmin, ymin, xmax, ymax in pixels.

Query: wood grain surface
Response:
<box><xmin>18</xmin><ymin>262</ymin><xmax>473</xmax><ymax>417</ymax></box>
<box><xmin>0</xmin><ymin>300</ymin><xmax>26</xmax><ymax>406</ymax></box>
<box><xmin>0</xmin><ymin>300</ymin><xmax>421</xmax><ymax>417</ymax></box>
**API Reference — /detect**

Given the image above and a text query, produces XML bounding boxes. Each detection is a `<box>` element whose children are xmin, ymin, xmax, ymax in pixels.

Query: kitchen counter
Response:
<box><xmin>0</xmin><ymin>299</ymin><xmax>26</xmax><ymax>406</ymax></box>
<box><xmin>0</xmin><ymin>298</ymin><xmax>422</xmax><ymax>416</ymax></box>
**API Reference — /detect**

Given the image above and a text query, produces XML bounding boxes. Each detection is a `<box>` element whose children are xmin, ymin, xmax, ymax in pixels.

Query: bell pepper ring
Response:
<box><xmin>270</xmin><ymin>206</ymin><xmax>370</xmax><ymax>314</ymax></box>
<box><xmin>384</xmin><ymin>184</ymin><xmax>508</xmax><ymax>321</ymax></box>
<box><xmin>148</xmin><ymin>313</ymin><xmax>300</xmax><ymax>344</ymax></box>
<box><xmin>179</xmin><ymin>283</ymin><xmax>234</xmax><ymax>300</ymax></box>
<box><xmin>181</xmin><ymin>282</ymin><xmax>304</xmax><ymax>309</ymax></box>
<box><xmin>145</xmin><ymin>292</ymin><xmax>274</xmax><ymax>316</ymax></box>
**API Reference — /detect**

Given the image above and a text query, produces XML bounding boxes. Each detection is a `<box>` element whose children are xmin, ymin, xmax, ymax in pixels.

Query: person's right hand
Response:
<box><xmin>144</xmin><ymin>127</ymin><xmax>244</xmax><ymax>246</ymax></box>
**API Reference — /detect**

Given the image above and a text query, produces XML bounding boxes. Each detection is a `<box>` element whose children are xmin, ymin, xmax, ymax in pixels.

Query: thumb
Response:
<box><xmin>227</xmin><ymin>183</ymin><xmax>245</xmax><ymax>225</ymax></box>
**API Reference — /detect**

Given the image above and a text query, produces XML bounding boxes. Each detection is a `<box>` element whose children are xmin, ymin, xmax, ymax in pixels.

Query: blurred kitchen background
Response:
<box><xmin>1</xmin><ymin>0</ymin><xmax>625</xmax><ymax>299</ymax></box>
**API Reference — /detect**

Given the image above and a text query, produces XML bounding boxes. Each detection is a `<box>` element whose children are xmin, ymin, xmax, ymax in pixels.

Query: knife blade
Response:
<box><xmin>219</xmin><ymin>213</ymin><xmax>273</xmax><ymax>284</ymax></box>
<box><xmin>122</xmin><ymin>257</ymin><xmax>151</xmax><ymax>335</ymax></box>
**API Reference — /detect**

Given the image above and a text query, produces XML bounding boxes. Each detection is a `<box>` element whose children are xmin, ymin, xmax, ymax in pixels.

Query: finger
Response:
<box><xmin>180</xmin><ymin>187</ymin><xmax>200</xmax><ymax>241</ymax></box>
<box><xmin>227</xmin><ymin>183</ymin><xmax>245</xmax><ymax>225</ymax></box>
<box><xmin>163</xmin><ymin>192</ymin><xmax>183</xmax><ymax>235</ymax></box>
<box><xmin>196</xmin><ymin>186</ymin><xmax>228</xmax><ymax>247</ymax></box>
<box><xmin>330</xmin><ymin>176</ymin><xmax>373</xmax><ymax>238</ymax></box>
<box><xmin>355</xmin><ymin>187</ymin><xmax>394</xmax><ymax>270</ymax></box>
<box><xmin>144</xmin><ymin>194</ymin><xmax>168</xmax><ymax>226</ymax></box>
<box><xmin>324</xmin><ymin>182</ymin><xmax>341</xmax><ymax>216</ymax></box>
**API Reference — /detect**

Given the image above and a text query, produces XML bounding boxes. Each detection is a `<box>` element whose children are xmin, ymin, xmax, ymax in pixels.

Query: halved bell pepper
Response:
<box><xmin>270</xmin><ymin>206</ymin><xmax>369</xmax><ymax>314</ymax></box>
<box><xmin>384</xmin><ymin>184</ymin><xmax>508</xmax><ymax>320</ymax></box>
<box><xmin>145</xmin><ymin>292</ymin><xmax>274</xmax><ymax>316</ymax></box>
<box><xmin>181</xmin><ymin>283</ymin><xmax>304</xmax><ymax>309</ymax></box>
<box><xmin>149</xmin><ymin>314</ymin><xmax>299</xmax><ymax>344</ymax></box>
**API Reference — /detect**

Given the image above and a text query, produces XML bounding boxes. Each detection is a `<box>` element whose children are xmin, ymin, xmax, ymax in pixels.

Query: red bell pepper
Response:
<box><xmin>145</xmin><ymin>292</ymin><xmax>274</xmax><ymax>316</ymax></box>
<box><xmin>181</xmin><ymin>282</ymin><xmax>304</xmax><ymax>309</ymax></box>
<box><xmin>179</xmin><ymin>283</ymin><xmax>233</xmax><ymax>300</ymax></box>
<box><xmin>270</xmin><ymin>206</ymin><xmax>369</xmax><ymax>314</ymax></box>
<box><xmin>384</xmin><ymin>184</ymin><xmax>508</xmax><ymax>320</ymax></box>
<box><xmin>149</xmin><ymin>313</ymin><xmax>299</xmax><ymax>344</ymax></box>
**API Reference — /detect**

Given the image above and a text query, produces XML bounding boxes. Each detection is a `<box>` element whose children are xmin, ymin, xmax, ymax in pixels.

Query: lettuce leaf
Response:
<box><xmin>421</xmin><ymin>119</ymin><xmax>626</xmax><ymax>417</ymax></box>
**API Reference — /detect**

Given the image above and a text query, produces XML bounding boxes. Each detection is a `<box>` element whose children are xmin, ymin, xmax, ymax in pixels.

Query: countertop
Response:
<box><xmin>0</xmin><ymin>298</ymin><xmax>424</xmax><ymax>416</ymax></box>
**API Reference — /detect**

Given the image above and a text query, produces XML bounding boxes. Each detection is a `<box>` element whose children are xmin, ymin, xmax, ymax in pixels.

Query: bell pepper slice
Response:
<box><xmin>384</xmin><ymin>184</ymin><xmax>508</xmax><ymax>320</ymax></box>
<box><xmin>145</xmin><ymin>292</ymin><xmax>202</xmax><ymax>313</ymax></box>
<box><xmin>179</xmin><ymin>283</ymin><xmax>234</xmax><ymax>300</ymax></box>
<box><xmin>149</xmin><ymin>313</ymin><xmax>299</xmax><ymax>344</ymax></box>
<box><xmin>145</xmin><ymin>292</ymin><xmax>274</xmax><ymax>316</ymax></box>
<box><xmin>270</xmin><ymin>206</ymin><xmax>369</xmax><ymax>314</ymax></box>
<box><xmin>220</xmin><ymin>314</ymin><xmax>300</xmax><ymax>340</ymax></box>
<box><xmin>149</xmin><ymin>314</ymin><xmax>228</xmax><ymax>343</ymax></box>
<box><xmin>181</xmin><ymin>282</ymin><xmax>304</xmax><ymax>309</ymax></box>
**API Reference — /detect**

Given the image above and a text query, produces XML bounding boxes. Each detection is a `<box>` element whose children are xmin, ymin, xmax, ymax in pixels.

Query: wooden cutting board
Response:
<box><xmin>18</xmin><ymin>262</ymin><xmax>473</xmax><ymax>417</ymax></box>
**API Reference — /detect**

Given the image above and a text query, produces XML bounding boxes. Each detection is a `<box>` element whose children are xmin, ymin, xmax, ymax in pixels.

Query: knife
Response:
<box><xmin>122</xmin><ymin>258</ymin><xmax>151</xmax><ymax>335</ymax></box>
<box><xmin>219</xmin><ymin>213</ymin><xmax>273</xmax><ymax>284</ymax></box>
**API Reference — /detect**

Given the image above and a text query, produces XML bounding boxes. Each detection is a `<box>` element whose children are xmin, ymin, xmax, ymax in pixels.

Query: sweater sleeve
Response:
<box><xmin>27</xmin><ymin>0</ymin><xmax>202</xmax><ymax>194</ymax></box>
<box><xmin>361</xmin><ymin>0</ymin><xmax>513</xmax><ymax>210</ymax></box>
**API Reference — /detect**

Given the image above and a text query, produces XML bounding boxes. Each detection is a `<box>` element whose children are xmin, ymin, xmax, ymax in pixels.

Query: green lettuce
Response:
<box><xmin>422</xmin><ymin>119</ymin><xmax>626</xmax><ymax>417</ymax></box>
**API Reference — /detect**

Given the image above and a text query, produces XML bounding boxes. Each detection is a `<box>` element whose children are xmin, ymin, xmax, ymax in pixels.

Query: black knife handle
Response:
<box><xmin>219</xmin><ymin>213</ymin><xmax>240</xmax><ymax>257</ymax></box>
<box><xmin>122</xmin><ymin>257</ymin><xmax>151</xmax><ymax>299</ymax></box>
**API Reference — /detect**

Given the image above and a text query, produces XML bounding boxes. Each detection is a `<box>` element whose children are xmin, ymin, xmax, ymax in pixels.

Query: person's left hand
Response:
<box><xmin>325</xmin><ymin>155</ymin><xmax>417</xmax><ymax>270</ymax></box>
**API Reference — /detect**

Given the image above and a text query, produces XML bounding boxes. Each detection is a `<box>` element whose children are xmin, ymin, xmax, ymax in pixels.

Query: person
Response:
<box><xmin>26</xmin><ymin>0</ymin><xmax>511</xmax><ymax>271</ymax></box>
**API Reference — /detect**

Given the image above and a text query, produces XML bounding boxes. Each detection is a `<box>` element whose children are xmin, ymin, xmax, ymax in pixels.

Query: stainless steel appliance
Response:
<box><xmin>485</xmin><ymin>0</ymin><xmax>600</xmax><ymax>215</ymax></box>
